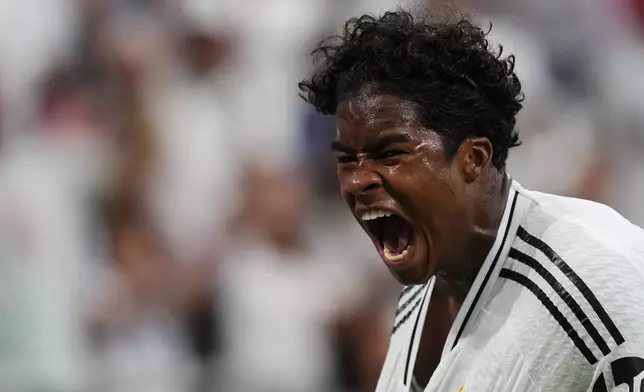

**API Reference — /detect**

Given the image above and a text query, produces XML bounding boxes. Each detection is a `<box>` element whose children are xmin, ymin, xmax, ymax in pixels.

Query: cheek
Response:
<box><xmin>387</xmin><ymin>155</ymin><xmax>456</xmax><ymax>212</ymax></box>
<box><xmin>416</xmin><ymin>142</ymin><xmax>459</xmax><ymax>186</ymax></box>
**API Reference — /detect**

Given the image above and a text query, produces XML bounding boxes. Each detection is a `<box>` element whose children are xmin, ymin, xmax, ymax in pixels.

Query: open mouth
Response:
<box><xmin>361</xmin><ymin>210</ymin><xmax>414</xmax><ymax>264</ymax></box>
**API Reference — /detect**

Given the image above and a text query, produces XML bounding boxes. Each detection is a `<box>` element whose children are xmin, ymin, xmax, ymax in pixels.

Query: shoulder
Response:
<box><xmin>522</xmin><ymin>191</ymin><xmax>644</xmax><ymax>291</ymax></box>
<box><xmin>517</xmin><ymin>188</ymin><xmax>644</xmax><ymax>279</ymax></box>
<box><xmin>498</xmin><ymin>189</ymin><xmax>644</xmax><ymax>370</ymax></box>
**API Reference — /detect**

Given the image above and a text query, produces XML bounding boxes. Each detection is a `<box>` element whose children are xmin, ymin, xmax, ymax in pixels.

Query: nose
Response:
<box><xmin>342</xmin><ymin>165</ymin><xmax>383</xmax><ymax>196</ymax></box>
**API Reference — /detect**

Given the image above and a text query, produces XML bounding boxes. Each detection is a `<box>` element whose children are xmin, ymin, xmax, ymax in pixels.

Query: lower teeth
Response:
<box><xmin>384</xmin><ymin>246</ymin><xmax>409</xmax><ymax>262</ymax></box>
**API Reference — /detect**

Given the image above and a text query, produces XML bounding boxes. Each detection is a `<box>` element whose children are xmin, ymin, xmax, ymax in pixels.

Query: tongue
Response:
<box><xmin>382</xmin><ymin>217</ymin><xmax>411</xmax><ymax>254</ymax></box>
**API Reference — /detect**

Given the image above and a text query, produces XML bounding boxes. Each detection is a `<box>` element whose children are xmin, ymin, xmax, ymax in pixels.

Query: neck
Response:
<box><xmin>440</xmin><ymin>171</ymin><xmax>511</xmax><ymax>298</ymax></box>
<box><xmin>413</xmin><ymin>172</ymin><xmax>511</xmax><ymax>388</ymax></box>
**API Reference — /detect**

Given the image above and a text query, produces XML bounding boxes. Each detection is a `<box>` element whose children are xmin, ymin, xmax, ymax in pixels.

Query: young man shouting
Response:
<box><xmin>299</xmin><ymin>10</ymin><xmax>644</xmax><ymax>392</ymax></box>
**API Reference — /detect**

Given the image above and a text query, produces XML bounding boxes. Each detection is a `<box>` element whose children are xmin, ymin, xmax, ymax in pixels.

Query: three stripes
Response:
<box><xmin>392</xmin><ymin>283</ymin><xmax>427</xmax><ymax>335</ymax></box>
<box><xmin>393</xmin><ymin>282</ymin><xmax>429</xmax><ymax>386</ymax></box>
<box><xmin>501</xmin><ymin>226</ymin><xmax>624</xmax><ymax>365</ymax></box>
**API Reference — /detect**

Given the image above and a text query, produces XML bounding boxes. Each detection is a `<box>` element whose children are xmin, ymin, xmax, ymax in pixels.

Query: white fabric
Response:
<box><xmin>376</xmin><ymin>180</ymin><xmax>644</xmax><ymax>392</ymax></box>
<box><xmin>218</xmin><ymin>236</ymin><xmax>339</xmax><ymax>392</ymax></box>
<box><xmin>146</xmin><ymin>72</ymin><xmax>240</xmax><ymax>262</ymax></box>
<box><xmin>97</xmin><ymin>271</ymin><xmax>196</xmax><ymax>392</ymax></box>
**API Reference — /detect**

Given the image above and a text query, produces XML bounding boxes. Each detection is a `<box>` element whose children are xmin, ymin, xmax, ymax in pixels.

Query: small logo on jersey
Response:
<box><xmin>591</xmin><ymin>357</ymin><xmax>644</xmax><ymax>392</ymax></box>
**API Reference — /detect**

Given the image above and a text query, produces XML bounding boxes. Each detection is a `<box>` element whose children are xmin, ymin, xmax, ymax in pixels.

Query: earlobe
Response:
<box><xmin>460</xmin><ymin>138</ymin><xmax>493</xmax><ymax>182</ymax></box>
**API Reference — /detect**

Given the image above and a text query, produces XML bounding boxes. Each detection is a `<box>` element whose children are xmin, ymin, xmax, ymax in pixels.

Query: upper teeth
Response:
<box><xmin>361</xmin><ymin>210</ymin><xmax>392</xmax><ymax>221</ymax></box>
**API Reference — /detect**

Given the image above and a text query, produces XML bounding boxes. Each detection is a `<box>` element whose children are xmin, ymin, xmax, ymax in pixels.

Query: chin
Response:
<box><xmin>389</xmin><ymin>258</ymin><xmax>434</xmax><ymax>286</ymax></box>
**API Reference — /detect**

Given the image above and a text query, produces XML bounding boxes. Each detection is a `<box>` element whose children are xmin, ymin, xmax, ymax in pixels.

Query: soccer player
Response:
<box><xmin>299</xmin><ymin>10</ymin><xmax>644</xmax><ymax>392</ymax></box>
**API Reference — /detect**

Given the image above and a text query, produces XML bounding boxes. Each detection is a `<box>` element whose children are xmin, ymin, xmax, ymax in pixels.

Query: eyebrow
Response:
<box><xmin>370</xmin><ymin>133</ymin><xmax>412</xmax><ymax>151</ymax></box>
<box><xmin>331</xmin><ymin>133</ymin><xmax>412</xmax><ymax>153</ymax></box>
<box><xmin>330</xmin><ymin>140</ymin><xmax>353</xmax><ymax>153</ymax></box>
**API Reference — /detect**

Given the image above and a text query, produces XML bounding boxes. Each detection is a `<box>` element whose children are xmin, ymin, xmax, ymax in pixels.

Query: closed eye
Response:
<box><xmin>379</xmin><ymin>150</ymin><xmax>406</xmax><ymax>159</ymax></box>
<box><xmin>336</xmin><ymin>155</ymin><xmax>357</xmax><ymax>164</ymax></box>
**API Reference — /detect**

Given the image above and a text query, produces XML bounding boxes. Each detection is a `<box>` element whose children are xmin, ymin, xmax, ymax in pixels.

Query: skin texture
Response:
<box><xmin>333</xmin><ymin>92</ymin><xmax>511</xmax><ymax>384</ymax></box>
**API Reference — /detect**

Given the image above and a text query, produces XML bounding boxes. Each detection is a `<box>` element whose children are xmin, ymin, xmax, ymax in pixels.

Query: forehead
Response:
<box><xmin>335</xmin><ymin>93</ymin><xmax>425</xmax><ymax>142</ymax></box>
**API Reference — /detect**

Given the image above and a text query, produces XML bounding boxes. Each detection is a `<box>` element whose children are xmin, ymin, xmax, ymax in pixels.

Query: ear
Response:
<box><xmin>458</xmin><ymin>137</ymin><xmax>493</xmax><ymax>183</ymax></box>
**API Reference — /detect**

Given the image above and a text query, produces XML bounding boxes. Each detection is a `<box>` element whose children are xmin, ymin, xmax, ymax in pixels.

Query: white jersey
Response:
<box><xmin>376</xmin><ymin>180</ymin><xmax>644</xmax><ymax>392</ymax></box>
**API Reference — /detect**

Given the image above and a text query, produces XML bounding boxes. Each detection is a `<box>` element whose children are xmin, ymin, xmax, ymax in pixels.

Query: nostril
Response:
<box><xmin>363</xmin><ymin>183</ymin><xmax>380</xmax><ymax>192</ymax></box>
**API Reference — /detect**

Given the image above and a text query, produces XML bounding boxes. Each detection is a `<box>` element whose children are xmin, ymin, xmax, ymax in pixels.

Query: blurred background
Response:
<box><xmin>1</xmin><ymin>0</ymin><xmax>644</xmax><ymax>391</ymax></box>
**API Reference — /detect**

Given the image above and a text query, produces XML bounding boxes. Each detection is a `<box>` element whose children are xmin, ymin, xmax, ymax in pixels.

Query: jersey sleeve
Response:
<box><xmin>570</xmin><ymin>244</ymin><xmax>644</xmax><ymax>392</ymax></box>
<box><xmin>586</xmin><ymin>269</ymin><xmax>644</xmax><ymax>392</ymax></box>
<box><xmin>511</xmin><ymin>222</ymin><xmax>644</xmax><ymax>392</ymax></box>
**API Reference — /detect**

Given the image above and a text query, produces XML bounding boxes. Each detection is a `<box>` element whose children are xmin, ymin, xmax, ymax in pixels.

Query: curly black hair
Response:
<box><xmin>298</xmin><ymin>10</ymin><xmax>523</xmax><ymax>170</ymax></box>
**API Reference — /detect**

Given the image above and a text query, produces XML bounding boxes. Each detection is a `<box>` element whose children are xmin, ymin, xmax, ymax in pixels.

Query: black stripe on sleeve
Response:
<box><xmin>509</xmin><ymin>247</ymin><xmax>610</xmax><ymax>356</ymax></box>
<box><xmin>517</xmin><ymin>226</ymin><xmax>625</xmax><ymax>346</ymax></box>
<box><xmin>499</xmin><ymin>268</ymin><xmax>598</xmax><ymax>365</ymax></box>
<box><xmin>451</xmin><ymin>191</ymin><xmax>519</xmax><ymax>350</ymax></box>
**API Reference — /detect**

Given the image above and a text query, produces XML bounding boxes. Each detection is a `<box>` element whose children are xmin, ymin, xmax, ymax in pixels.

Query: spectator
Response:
<box><xmin>217</xmin><ymin>165</ymin><xmax>341</xmax><ymax>392</ymax></box>
<box><xmin>89</xmin><ymin>205</ymin><xmax>197</xmax><ymax>392</ymax></box>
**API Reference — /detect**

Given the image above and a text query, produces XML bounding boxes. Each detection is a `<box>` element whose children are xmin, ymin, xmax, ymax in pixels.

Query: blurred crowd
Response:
<box><xmin>1</xmin><ymin>0</ymin><xmax>644</xmax><ymax>391</ymax></box>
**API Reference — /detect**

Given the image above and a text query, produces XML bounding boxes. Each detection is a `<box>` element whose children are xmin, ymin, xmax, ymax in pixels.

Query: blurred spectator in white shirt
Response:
<box><xmin>183</xmin><ymin>0</ymin><xmax>330</xmax><ymax>168</ymax></box>
<box><xmin>218</xmin><ymin>165</ymin><xmax>345</xmax><ymax>392</ymax></box>
<box><xmin>144</xmin><ymin>24</ymin><xmax>239</xmax><ymax>265</ymax></box>
<box><xmin>89</xmin><ymin>206</ymin><xmax>197</xmax><ymax>392</ymax></box>
<box><xmin>0</xmin><ymin>67</ymin><xmax>108</xmax><ymax>392</ymax></box>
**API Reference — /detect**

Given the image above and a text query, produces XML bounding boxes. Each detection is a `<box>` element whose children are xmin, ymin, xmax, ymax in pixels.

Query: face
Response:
<box><xmin>333</xmin><ymin>93</ymin><xmax>477</xmax><ymax>285</ymax></box>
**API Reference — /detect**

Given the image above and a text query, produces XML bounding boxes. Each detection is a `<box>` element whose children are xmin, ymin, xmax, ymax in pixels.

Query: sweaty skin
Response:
<box><xmin>332</xmin><ymin>92</ymin><xmax>511</xmax><ymax>386</ymax></box>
